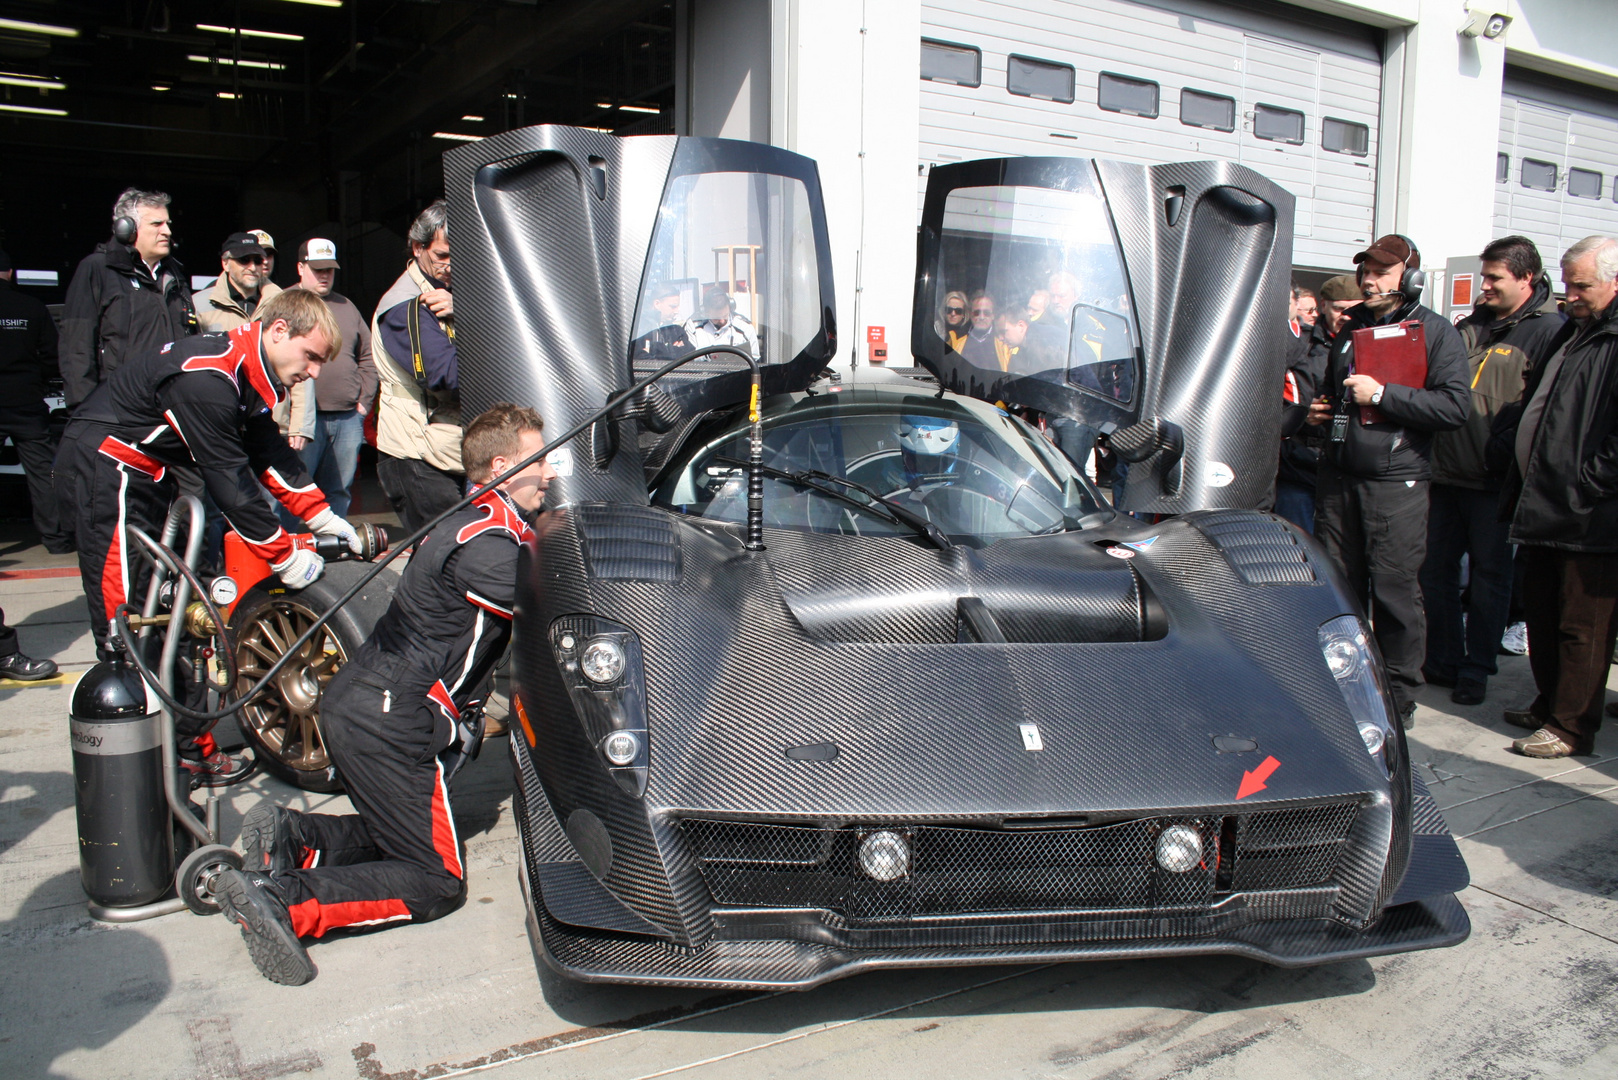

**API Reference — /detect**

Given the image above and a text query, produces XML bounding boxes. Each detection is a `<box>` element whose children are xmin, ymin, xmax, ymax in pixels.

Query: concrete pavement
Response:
<box><xmin>2</xmin><ymin>530</ymin><xmax>1615</xmax><ymax>1079</ymax></box>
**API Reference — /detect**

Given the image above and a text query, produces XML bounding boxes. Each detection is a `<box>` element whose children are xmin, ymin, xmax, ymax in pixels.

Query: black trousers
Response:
<box><xmin>376</xmin><ymin>453</ymin><xmax>465</xmax><ymax>537</ymax></box>
<box><xmin>56</xmin><ymin>425</ymin><xmax>218</xmax><ymax>758</ymax></box>
<box><xmin>1521</xmin><ymin>547</ymin><xmax>1618</xmax><ymax>753</ymax></box>
<box><xmin>0</xmin><ymin>403</ymin><xmax>69</xmax><ymax>549</ymax></box>
<box><xmin>270</xmin><ymin>653</ymin><xmax>466</xmax><ymax>939</ymax></box>
<box><xmin>1314</xmin><ymin>467</ymin><xmax>1430</xmax><ymax>713</ymax></box>
<box><xmin>0</xmin><ymin>607</ymin><xmax>17</xmax><ymax>657</ymax></box>
<box><xmin>1419</xmin><ymin>483</ymin><xmax>1514</xmax><ymax>684</ymax></box>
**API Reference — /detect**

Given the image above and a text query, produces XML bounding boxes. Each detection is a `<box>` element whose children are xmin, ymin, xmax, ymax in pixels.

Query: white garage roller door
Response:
<box><xmin>1494</xmin><ymin>73</ymin><xmax>1618</xmax><ymax>267</ymax></box>
<box><xmin>918</xmin><ymin>0</ymin><xmax>1384</xmax><ymax>270</ymax></box>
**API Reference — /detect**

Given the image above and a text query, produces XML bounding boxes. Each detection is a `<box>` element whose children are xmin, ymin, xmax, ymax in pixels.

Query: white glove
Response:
<box><xmin>270</xmin><ymin>547</ymin><xmax>324</xmax><ymax>590</ymax></box>
<box><xmin>306</xmin><ymin>507</ymin><xmax>363</xmax><ymax>555</ymax></box>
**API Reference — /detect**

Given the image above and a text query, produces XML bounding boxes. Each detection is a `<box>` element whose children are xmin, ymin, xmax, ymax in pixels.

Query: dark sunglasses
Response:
<box><xmin>971</xmin><ymin>307</ymin><xmax>993</xmax><ymax>316</ymax></box>
<box><xmin>232</xmin><ymin>255</ymin><xmax>265</xmax><ymax>265</ymax></box>
<box><xmin>944</xmin><ymin>305</ymin><xmax>965</xmax><ymax>314</ymax></box>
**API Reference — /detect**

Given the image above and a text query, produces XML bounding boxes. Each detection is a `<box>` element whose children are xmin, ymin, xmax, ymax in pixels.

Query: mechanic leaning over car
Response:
<box><xmin>1306</xmin><ymin>234</ymin><xmax>1471</xmax><ymax>730</ymax></box>
<box><xmin>213</xmin><ymin>403</ymin><xmax>557</xmax><ymax>986</ymax></box>
<box><xmin>54</xmin><ymin>288</ymin><xmax>362</xmax><ymax>786</ymax></box>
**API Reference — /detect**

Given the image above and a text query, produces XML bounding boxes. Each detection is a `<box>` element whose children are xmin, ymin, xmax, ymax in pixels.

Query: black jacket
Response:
<box><xmin>1432</xmin><ymin>276</ymin><xmax>1564</xmax><ymax>491</ymax></box>
<box><xmin>1497</xmin><ymin>295</ymin><xmax>1618</xmax><ymax>553</ymax></box>
<box><xmin>59</xmin><ymin>241</ymin><xmax>197</xmax><ymax>409</ymax></box>
<box><xmin>64</xmin><ymin>322</ymin><xmax>327</xmax><ymax>565</ymax></box>
<box><xmin>1279</xmin><ymin>318</ymin><xmax>1332</xmax><ymax>487</ymax></box>
<box><xmin>0</xmin><ymin>278</ymin><xmax>58</xmax><ymax>402</ymax></box>
<box><xmin>1317</xmin><ymin>299</ymin><xmax>1470</xmax><ymax>481</ymax></box>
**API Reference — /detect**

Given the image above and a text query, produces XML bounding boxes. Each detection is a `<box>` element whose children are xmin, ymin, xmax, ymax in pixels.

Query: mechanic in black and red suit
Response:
<box><xmin>55</xmin><ymin>288</ymin><xmax>365</xmax><ymax>785</ymax></box>
<box><xmin>214</xmin><ymin>403</ymin><xmax>556</xmax><ymax>986</ymax></box>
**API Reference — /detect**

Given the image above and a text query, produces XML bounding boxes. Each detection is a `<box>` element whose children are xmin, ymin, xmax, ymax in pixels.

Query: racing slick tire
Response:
<box><xmin>230</xmin><ymin>561</ymin><xmax>396</xmax><ymax>793</ymax></box>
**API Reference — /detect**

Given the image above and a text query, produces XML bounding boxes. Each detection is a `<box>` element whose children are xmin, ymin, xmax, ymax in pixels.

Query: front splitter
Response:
<box><xmin>520</xmin><ymin>859</ymin><xmax>1469</xmax><ymax>991</ymax></box>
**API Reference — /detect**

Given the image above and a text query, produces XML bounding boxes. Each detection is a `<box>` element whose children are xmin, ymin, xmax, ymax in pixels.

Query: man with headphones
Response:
<box><xmin>1306</xmin><ymin>234</ymin><xmax>1471</xmax><ymax>728</ymax></box>
<box><xmin>60</xmin><ymin>188</ymin><xmax>198</xmax><ymax>411</ymax></box>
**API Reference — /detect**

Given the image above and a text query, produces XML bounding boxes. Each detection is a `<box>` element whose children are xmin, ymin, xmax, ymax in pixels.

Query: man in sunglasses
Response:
<box><xmin>198</xmin><ymin>233</ymin><xmax>283</xmax><ymax>334</ymax></box>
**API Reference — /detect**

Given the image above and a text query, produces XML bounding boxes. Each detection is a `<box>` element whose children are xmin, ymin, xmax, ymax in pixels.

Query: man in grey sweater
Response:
<box><xmin>279</xmin><ymin>238</ymin><xmax>376</xmax><ymax>524</ymax></box>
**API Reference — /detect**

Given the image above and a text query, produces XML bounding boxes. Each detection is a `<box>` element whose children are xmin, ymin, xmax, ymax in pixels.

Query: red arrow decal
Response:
<box><xmin>1236</xmin><ymin>756</ymin><xmax>1281</xmax><ymax>800</ymax></box>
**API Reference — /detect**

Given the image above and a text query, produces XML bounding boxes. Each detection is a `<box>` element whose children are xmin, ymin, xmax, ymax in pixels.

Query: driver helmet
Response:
<box><xmin>898</xmin><ymin>415</ymin><xmax>961</xmax><ymax>480</ymax></box>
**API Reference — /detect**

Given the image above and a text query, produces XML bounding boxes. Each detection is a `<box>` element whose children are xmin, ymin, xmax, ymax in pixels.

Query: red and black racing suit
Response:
<box><xmin>56</xmin><ymin>321</ymin><xmax>331</xmax><ymax>756</ymax></box>
<box><xmin>263</xmin><ymin>488</ymin><xmax>528</xmax><ymax>938</ymax></box>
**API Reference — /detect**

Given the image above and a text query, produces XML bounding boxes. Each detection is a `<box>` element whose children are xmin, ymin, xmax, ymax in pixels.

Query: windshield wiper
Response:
<box><xmin>712</xmin><ymin>455</ymin><xmax>951</xmax><ymax>550</ymax></box>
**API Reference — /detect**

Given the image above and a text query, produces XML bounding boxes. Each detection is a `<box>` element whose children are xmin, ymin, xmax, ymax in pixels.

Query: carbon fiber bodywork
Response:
<box><xmin>446</xmin><ymin>130</ymin><xmax>1468</xmax><ymax>988</ymax></box>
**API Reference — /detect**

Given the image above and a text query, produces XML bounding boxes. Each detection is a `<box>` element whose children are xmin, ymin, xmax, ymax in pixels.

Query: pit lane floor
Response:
<box><xmin>2</xmin><ymin>528</ymin><xmax>1615</xmax><ymax>1079</ymax></box>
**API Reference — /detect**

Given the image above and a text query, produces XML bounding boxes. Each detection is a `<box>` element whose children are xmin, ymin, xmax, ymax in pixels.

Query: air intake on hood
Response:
<box><xmin>1189</xmin><ymin>511</ymin><xmax>1316</xmax><ymax>585</ymax></box>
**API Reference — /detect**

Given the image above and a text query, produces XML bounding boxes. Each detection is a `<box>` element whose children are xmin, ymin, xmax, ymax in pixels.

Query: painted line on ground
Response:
<box><xmin>1433</xmin><ymin>756</ymin><xmax>1612</xmax><ymax>812</ymax></box>
<box><xmin>1456</xmin><ymin>783</ymin><xmax>1618</xmax><ymax>839</ymax></box>
<box><xmin>0</xmin><ymin>672</ymin><xmax>77</xmax><ymax>688</ymax></box>
<box><xmin>0</xmin><ymin>567</ymin><xmax>81</xmax><ymax>580</ymax></box>
<box><xmin>1467</xmin><ymin>883</ymin><xmax>1618</xmax><ymax>947</ymax></box>
<box><xmin>625</xmin><ymin>965</ymin><xmax>1057</xmax><ymax>1080</ymax></box>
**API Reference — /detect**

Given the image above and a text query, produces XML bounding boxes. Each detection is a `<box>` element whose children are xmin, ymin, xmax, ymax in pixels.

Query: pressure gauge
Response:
<box><xmin>209</xmin><ymin>576</ymin><xmax>239</xmax><ymax>606</ymax></box>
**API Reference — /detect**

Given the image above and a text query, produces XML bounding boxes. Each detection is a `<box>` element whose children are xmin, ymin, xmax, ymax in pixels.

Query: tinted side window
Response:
<box><xmin>921</xmin><ymin>39</ymin><xmax>982</xmax><ymax>87</ymax></box>
<box><xmin>1253</xmin><ymin>103</ymin><xmax>1305</xmax><ymax>145</ymax></box>
<box><xmin>1496</xmin><ymin>153</ymin><xmax>1509</xmax><ymax>183</ymax></box>
<box><xmin>1180</xmin><ymin>88</ymin><xmax>1235</xmax><ymax>132</ymax></box>
<box><xmin>1569</xmin><ymin>168</ymin><xmax>1602</xmax><ymax>199</ymax></box>
<box><xmin>1097</xmin><ymin>72</ymin><xmax>1159</xmax><ymax>119</ymax></box>
<box><xmin>1007</xmin><ymin>54</ymin><xmax>1075</xmax><ymax>103</ymax></box>
<box><xmin>1322</xmin><ymin>117</ymin><xmax>1369</xmax><ymax>156</ymax></box>
<box><xmin>1521</xmin><ymin>159</ymin><xmax>1557</xmax><ymax>191</ymax></box>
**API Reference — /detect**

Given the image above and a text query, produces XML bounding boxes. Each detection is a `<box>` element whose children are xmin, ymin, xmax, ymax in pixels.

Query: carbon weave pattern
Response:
<box><xmin>577</xmin><ymin>503</ymin><xmax>682</xmax><ymax>582</ymax></box>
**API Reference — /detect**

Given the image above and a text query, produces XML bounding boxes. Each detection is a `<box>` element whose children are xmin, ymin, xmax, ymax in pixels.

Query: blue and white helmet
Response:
<box><xmin>898</xmin><ymin>415</ymin><xmax>960</xmax><ymax>457</ymax></box>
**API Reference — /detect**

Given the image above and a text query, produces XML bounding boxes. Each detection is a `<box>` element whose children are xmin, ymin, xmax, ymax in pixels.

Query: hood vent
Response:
<box><xmin>576</xmin><ymin>503</ymin><xmax>682</xmax><ymax>582</ymax></box>
<box><xmin>1190</xmin><ymin>511</ymin><xmax>1316</xmax><ymax>585</ymax></box>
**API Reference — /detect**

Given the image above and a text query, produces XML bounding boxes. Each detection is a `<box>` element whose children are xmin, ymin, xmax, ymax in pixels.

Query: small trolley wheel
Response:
<box><xmin>177</xmin><ymin>844</ymin><xmax>244</xmax><ymax>916</ymax></box>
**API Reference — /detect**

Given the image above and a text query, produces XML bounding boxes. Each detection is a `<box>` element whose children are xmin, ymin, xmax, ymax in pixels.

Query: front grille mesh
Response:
<box><xmin>681</xmin><ymin>803</ymin><xmax>1358</xmax><ymax>924</ymax></box>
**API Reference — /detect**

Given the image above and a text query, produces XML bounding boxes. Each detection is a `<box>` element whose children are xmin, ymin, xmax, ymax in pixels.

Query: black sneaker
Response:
<box><xmin>1451</xmin><ymin>679</ymin><xmax>1486</xmax><ymax>706</ymax></box>
<box><xmin>0</xmin><ymin>651</ymin><xmax>58</xmax><ymax>681</ymax></box>
<box><xmin>180</xmin><ymin>749</ymin><xmax>256</xmax><ymax>789</ymax></box>
<box><xmin>240</xmin><ymin>804</ymin><xmax>304</xmax><ymax>876</ymax></box>
<box><xmin>216</xmin><ymin>869</ymin><xmax>315</xmax><ymax>986</ymax></box>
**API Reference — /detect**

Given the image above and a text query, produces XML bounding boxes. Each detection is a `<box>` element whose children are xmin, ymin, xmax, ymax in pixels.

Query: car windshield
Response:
<box><xmin>653</xmin><ymin>393</ymin><xmax>1109</xmax><ymax>544</ymax></box>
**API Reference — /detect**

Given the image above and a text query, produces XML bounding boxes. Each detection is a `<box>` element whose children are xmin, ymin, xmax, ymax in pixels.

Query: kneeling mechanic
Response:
<box><xmin>216</xmin><ymin>403</ymin><xmax>557</xmax><ymax>985</ymax></box>
<box><xmin>56</xmin><ymin>289</ymin><xmax>362</xmax><ymax>785</ymax></box>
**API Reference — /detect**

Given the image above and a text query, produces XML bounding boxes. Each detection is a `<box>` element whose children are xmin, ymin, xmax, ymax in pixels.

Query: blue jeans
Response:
<box><xmin>1419</xmin><ymin>483</ymin><xmax>1513</xmax><ymax>684</ymax></box>
<box><xmin>1274</xmin><ymin>479</ymin><xmax>1315</xmax><ymax>534</ymax></box>
<box><xmin>276</xmin><ymin>409</ymin><xmax>366</xmax><ymax>530</ymax></box>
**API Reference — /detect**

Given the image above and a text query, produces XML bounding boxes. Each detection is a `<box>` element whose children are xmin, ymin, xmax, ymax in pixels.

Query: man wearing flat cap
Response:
<box><xmin>198</xmin><ymin>232</ymin><xmax>282</xmax><ymax>334</ymax></box>
<box><xmin>1306</xmin><ymin>234</ymin><xmax>1471</xmax><ymax>728</ymax></box>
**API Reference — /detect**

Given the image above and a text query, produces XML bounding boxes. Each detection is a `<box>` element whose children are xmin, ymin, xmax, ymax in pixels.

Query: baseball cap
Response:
<box><xmin>1319</xmin><ymin>275</ymin><xmax>1361</xmax><ymax>302</ymax></box>
<box><xmin>298</xmin><ymin>237</ymin><xmax>340</xmax><ymax>269</ymax></box>
<box><xmin>1353</xmin><ymin>234</ymin><xmax>1419</xmax><ymax>270</ymax></box>
<box><xmin>247</xmin><ymin>229</ymin><xmax>276</xmax><ymax>253</ymax></box>
<box><xmin>220</xmin><ymin>232</ymin><xmax>267</xmax><ymax>260</ymax></box>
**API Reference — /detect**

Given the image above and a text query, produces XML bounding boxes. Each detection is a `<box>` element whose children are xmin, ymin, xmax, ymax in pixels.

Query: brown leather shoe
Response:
<box><xmin>1512</xmin><ymin>727</ymin><xmax>1578</xmax><ymax>759</ymax></box>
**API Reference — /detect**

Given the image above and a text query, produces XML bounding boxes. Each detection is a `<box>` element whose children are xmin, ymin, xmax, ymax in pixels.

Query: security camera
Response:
<box><xmin>1459</xmin><ymin>9</ymin><xmax>1512</xmax><ymax>39</ymax></box>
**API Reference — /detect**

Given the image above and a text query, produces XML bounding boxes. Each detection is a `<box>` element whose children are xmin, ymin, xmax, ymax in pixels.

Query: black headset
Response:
<box><xmin>112</xmin><ymin>216</ymin><xmax>138</xmax><ymax>245</ymax></box>
<box><xmin>1357</xmin><ymin>233</ymin><xmax>1427</xmax><ymax>302</ymax></box>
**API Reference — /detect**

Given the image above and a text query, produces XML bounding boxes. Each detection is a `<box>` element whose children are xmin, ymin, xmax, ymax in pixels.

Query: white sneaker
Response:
<box><xmin>1500</xmin><ymin>621</ymin><xmax>1529</xmax><ymax>656</ymax></box>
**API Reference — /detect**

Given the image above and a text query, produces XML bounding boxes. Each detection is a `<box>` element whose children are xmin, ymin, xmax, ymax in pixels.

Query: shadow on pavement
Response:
<box><xmin>0</xmin><ymin>769</ymin><xmax>76</xmax><ymax>859</ymax></box>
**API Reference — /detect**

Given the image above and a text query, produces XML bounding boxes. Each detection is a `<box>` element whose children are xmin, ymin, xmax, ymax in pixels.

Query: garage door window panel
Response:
<box><xmin>1097</xmin><ymin>73</ymin><xmax>1159</xmax><ymax>119</ymax></box>
<box><xmin>1520</xmin><ymin>159</ymin><xmax>1558</xmax><ymax>192</ymax></box>
<box><xmin>1322</xmin><ymin>117</ymin><xmax>1368</xmax><ymax>157</ymax></box>
<box><xmin>922</xmin><ymin>39</ymin><xmax>981</xmax><ymax>88</ymax></box>
<box><xmin>1497</xmin><ymin>153</ymin><xmax>1509</xmax><ymax>184</ymax></box>
<box><xmin>1253</xmin><ymin>104</ymin><xmax>1305</xmax><ymax>145</ymax></box>
<box><xmin>1008</xmin><ymin>55</ymin><xmax>1074</xmax><ymax>104</ymax></box>
<box><xmin>1568</xmin><ymin>168</ymin><xmax>1602</xmax><ymax>200</ymax></box>
<box><xmin>1180</xmin><ymin>89</ymin><xmax>1235</xmax><ymax>133</ymax></box>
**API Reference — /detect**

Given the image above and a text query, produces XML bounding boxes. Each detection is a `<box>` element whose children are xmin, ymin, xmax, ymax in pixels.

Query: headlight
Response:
<box><xmin>602</xmin><ymin>730</ymin><xmax>640</xmax><ymax>765</ymax></box>
<box><xmin>579</xmin><ymin>637</ymin><xmax>626</xmax><ymax>684</ymax></box>
<box><xmin>1319</xmin><ymin>615</ymin><xmax>1394</xmax><ymax>770</ymax></box>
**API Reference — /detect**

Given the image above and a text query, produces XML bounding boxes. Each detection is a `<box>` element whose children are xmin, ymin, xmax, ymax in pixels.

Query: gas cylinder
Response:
<box><xmin>70</xmin><ymin>657</ymin><xmax>172</xmax><ymax>907</ymax></box>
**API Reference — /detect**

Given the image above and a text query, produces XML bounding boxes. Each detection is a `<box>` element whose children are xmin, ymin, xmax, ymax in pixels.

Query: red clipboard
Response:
<box><xmin>1351</xmin><ymin>320</ymin><xmax>1427</xmax><ymax>425</ymax></box>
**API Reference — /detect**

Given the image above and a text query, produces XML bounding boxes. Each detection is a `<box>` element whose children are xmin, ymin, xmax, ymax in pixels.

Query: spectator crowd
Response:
<box><xmin>4</xmin><ymin>185</ymin><xmax>1618</xmax><ymax>765</ymax></box>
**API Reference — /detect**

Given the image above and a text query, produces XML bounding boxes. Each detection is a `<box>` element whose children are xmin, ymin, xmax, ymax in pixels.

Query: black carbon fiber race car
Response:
<box><xmin>442</xmin><ymin>127</ymin><xmax>1469</xmax><ymax>988</ymax></box>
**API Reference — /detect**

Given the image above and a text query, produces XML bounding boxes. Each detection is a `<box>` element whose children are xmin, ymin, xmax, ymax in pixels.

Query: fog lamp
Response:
<box><xmin>579</xmin><ymin>637</ymin><xmax>625</xmax><ymax>684</ymax></box>
<box><xmin>1155</xmin><ymin>825</ymin><xmax>1202</xmax><ymax>873</ymax></box>
<box><xmin>857</xmin><ymin>830</ymin><xmax>911</xmax><ymax>881</ymax></box>
<box><xmin>602</xmin><ymin>730</ymin><xmax>640</xmax><ymax>765</ymax></box>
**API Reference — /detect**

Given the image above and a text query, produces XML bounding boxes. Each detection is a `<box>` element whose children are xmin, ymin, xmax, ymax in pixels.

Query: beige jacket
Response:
<box><xmin>372</xmin><ymin>262</ymin><xmax>462</xmax><ymax>473</ymax></box>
